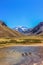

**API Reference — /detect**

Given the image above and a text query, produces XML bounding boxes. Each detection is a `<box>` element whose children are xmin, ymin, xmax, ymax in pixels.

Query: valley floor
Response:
<box><xmin>0</xmin><ymin>35</ymin><xmax>43</xmax><ymax>48</ymax></box>
<box><xmin>0</xmin><ymin>43</ymin><xmax>43</xmax><ymax>48</ymax></box>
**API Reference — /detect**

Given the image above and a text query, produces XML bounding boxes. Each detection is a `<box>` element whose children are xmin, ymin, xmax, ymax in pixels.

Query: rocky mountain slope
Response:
<box><xmin>31</xmin><ymin>22</ymin><xmax>43</xmax><ymax>35</ymax></box>
<box><xmin>0</xmin><ymin>21</ymin><xmax>22</xmax><ymax>37</ymax></box>
<box><xmin>14</xmin><ymin>22</ymin><xmax>43</xmax><ymax>35</ymax></box>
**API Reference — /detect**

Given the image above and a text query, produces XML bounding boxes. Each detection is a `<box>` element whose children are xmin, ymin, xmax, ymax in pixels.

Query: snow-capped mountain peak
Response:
<box><xmin>13</xmin><ymin>26</ymin><xmax>28</xmax><ymax>32</ymax></box>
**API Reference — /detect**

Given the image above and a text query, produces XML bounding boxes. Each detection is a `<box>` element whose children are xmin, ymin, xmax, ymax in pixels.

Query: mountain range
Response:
<box><xmin>14</xmin><ymin>22</ymin><xmax>43</xmax><ymax>35</ymax></box>
<box><xmin>0</xmin><ymin>20</ymin><xmax>43</xmax><ymax>37</ymax></box>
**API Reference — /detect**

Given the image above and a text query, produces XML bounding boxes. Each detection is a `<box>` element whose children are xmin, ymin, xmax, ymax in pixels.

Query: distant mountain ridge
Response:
<box><xmin>14</xmin><ymin>26</ymin><xmax>29</xmax><ymax>34</ymax></box>
<box><xmin>0</xmin><ymin>20</ymin><xmax>43</xmax><ymax>37</ymax></box>
<box><xmin>14</xmin><ymin>22</ymin><xmax>43</xmax><ymax>35</ymax></box>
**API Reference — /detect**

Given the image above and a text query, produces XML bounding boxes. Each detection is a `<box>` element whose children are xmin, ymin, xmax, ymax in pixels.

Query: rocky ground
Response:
<box><xmin>0</xmin><ymin>46</ymin><xmax>43</xmax><ymax>65</ymax></box>
<box><xmin>16</xmin><ymin>51</ymin><xmax>43</xmax><ymax>65</ymax></box>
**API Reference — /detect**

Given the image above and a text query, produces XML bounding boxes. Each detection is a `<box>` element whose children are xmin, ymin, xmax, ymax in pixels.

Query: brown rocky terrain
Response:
<box><xmin>0</xmin><ymin>21</ymin><xmax>22</xmax><ymax>37</ymax></box>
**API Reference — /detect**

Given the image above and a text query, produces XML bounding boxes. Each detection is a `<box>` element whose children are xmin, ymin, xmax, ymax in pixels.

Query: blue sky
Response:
<box><xmin>0</xmin><ymin>0</ymin><xmax>43</xmax><ymax>28</ymax></box>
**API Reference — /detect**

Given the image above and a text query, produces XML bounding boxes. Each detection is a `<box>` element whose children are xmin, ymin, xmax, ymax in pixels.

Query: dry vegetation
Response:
<box><xmin>0</xmin><ymin>35</ymin><xmax>43</xmax><ymax>48</ymax></box>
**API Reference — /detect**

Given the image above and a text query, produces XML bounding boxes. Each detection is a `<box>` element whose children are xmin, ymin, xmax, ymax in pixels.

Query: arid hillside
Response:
<box><xmin>0</xmin><ymin>21</ymin><xmax>22</xmax><ymax>37</ymax></box>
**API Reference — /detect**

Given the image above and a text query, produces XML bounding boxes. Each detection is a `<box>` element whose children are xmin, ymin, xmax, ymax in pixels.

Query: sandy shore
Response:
<box><xmin>0</xmin><ymin>43</ymin><xmax>43</xmax><ymax>48</ymax></box>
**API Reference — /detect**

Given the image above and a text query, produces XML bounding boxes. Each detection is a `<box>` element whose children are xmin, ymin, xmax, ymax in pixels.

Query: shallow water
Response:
<box><xmin>0</xmin><ymin>46</ymin><xmax>43</xmax><ymax>65</ymax></box>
